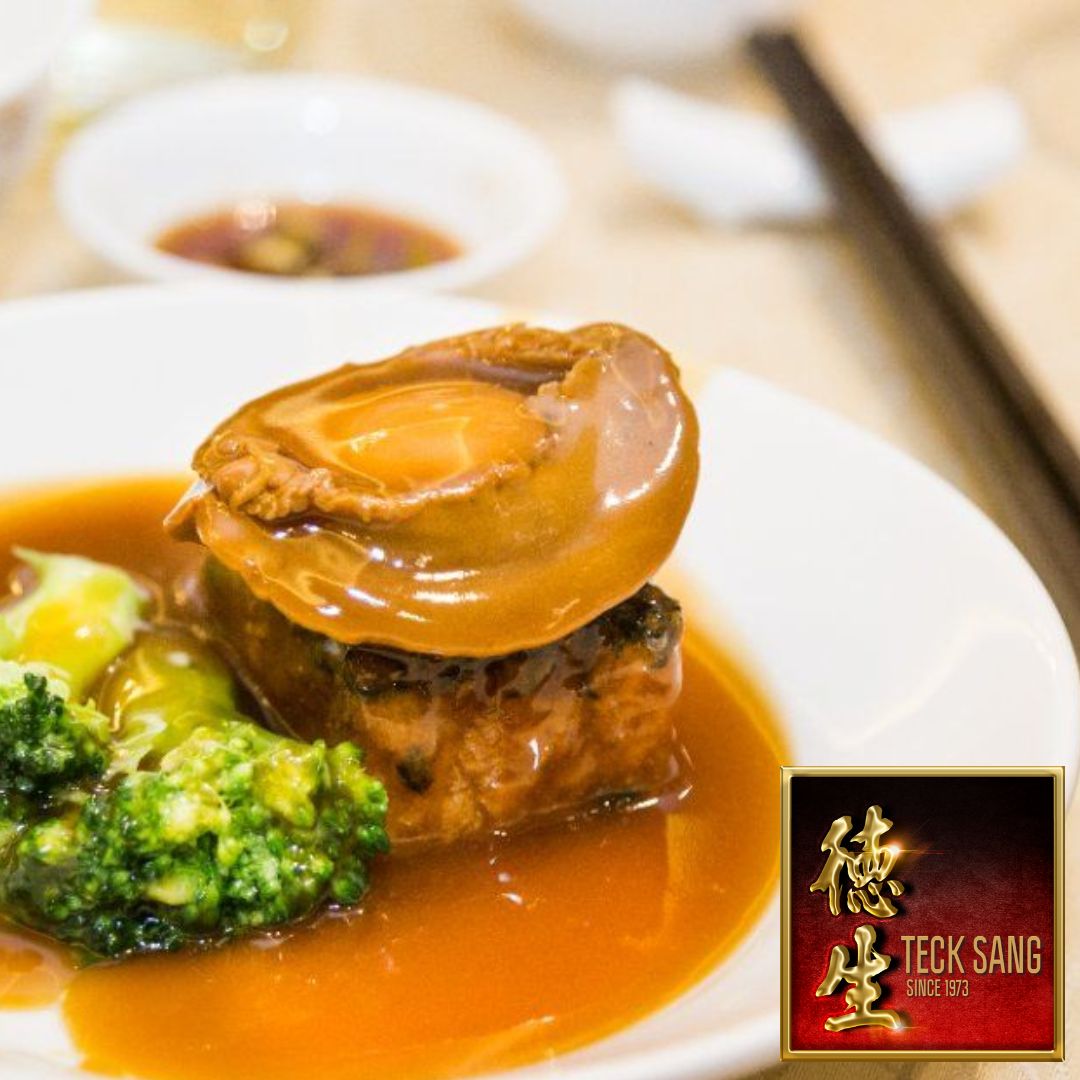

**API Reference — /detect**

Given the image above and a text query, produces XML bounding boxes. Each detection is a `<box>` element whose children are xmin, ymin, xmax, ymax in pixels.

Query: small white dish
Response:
<box><xmin>0</xmin><ymin>285</ymin><xmax>1075</xmax><ymax>1080</ymax></box>
<box><xmin>511</xmin><ymin>0</ymin><xmax>802</xmax><ymax>69</ymax></box>
<box><xmin>55</xmin><ymin>74</ymin><xmax>565</xmax><ymax>291</ymax></box>
<box><xmin>0</xmin><ymin>0</ymin><xmax>89</xmax><ymax>200</ymax></box>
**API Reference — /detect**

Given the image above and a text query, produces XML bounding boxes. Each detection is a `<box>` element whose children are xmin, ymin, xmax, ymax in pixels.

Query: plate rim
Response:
<box><xmin>0</xmin><ymin>283</ymin><xmax>1075</xmax><ymax>1080</ymax></box>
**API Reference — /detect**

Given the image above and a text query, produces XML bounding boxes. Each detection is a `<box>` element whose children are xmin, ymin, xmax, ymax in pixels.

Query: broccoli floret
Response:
<box><xmin>2</xmin><ymin>716</ymin><xmax>388</xmax><ymax>957</ymax></box>
<box><xmin>0</xmin><ymin>549</ymin><xmax>147</xmax><ymax>700</ymax></box>
<box><xmin>0</xmin><ymin>559</ymin><xmax>389</xmax><ymax>958</ymax></box>
<box><xmin>0</xmin><ymin>661</ymin><xmax>108</xmax><ymax>819</ymax></box>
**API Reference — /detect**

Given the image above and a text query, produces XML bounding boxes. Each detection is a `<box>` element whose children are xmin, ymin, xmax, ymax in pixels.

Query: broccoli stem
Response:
<box><xmin>0</xmin><ymin>549</ymin><xmax>146</xmax><ymax>701</ymax></box>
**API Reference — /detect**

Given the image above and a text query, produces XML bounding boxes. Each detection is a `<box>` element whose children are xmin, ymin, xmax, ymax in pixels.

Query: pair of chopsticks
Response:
<box><xmin>749</xmin><ymin>30</ymin><xmax>1080</xmax><ymax>650</ymax></box>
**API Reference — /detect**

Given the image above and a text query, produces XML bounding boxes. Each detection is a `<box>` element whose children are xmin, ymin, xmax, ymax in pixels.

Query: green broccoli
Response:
<box><xmin>2</xmin><ymin>702</ymin><xmax>389</xmax><ymax>956</ymax></box>
<box><xmin>0</xmin><ymin>557</ymin><xmax>389</xmax><ymax>958</ymax></box>
<box><xmin>0</xmin><ymin>549</ymin><xmax>146</xmax><ymax>700</ymax></box>
<box><xmin>0</xmin><ymin>661</ymin><xmax>108</xmax><ymax>820</ymax></box>
<box><xmin>96</xmin><ymin>624</ymin><xmax>248</xmax><ymax>774</ymax></box>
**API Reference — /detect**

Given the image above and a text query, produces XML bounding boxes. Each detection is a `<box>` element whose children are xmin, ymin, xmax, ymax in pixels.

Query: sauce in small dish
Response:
<box><xmin>156</xmin><ymin>201</ymin><xmax>461</xmax><ymax>278</ymax></box>
<box><xmin>0</xmin><ymin>477</ymin><xmax>784</xmax><ymax>1080</ymax></box>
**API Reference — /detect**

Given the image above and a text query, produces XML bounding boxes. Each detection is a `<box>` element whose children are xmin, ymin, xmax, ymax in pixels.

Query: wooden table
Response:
<box><xmin>0</xmin><ymin>1</ymin><xmax>1076</xmax><ymax>1075</ymax></box>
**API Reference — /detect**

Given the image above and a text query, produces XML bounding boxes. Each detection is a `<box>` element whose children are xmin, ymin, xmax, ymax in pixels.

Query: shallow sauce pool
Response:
<box><xmin>0</xmin><ymin>477</ymin><xmax>783</xmax><ymax>1080</ymax></box>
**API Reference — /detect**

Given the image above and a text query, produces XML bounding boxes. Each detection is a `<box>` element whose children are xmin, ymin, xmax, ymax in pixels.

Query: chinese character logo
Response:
<box><xmin>816</xmin><ymin>924</ymin><xmax>903</xmax><ymax>1032</ymax></box>
<box><xmin>810</xmin><ymin>804</ymin><xmax>905</xmax><ymax>918</ymax></box>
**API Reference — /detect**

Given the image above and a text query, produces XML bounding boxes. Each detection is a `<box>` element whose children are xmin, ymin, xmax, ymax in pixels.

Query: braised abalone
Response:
<box><xmin>170</xmin><ymin>324</ymin><xmax>700</xmax><ymax>843</ymax></box>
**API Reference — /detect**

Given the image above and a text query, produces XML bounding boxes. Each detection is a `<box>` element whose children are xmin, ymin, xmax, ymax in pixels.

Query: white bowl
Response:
<box><xmin>510</xmin><ymin>0</ymin><xmax>802</xmax><ymax>69</ymax></box>
<box><xmin>55</xmin><ymin>74</ymin><xmax>565</xmax><ymax>291</ymax></box>
<box><xmin>0</xmin><ymin>286</ymin><xmax>1075</xmax><ymax>1080</ymax></box>
<box><xmin>0</xmin><ymin>0</ymin><xmax>89</xmax><ymax>199</ymax></box>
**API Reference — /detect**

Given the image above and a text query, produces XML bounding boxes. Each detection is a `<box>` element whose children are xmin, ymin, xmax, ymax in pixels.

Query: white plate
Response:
<box><xmin>0</xmin><ymin>286</ymin><xmax>1075</xmax><ymax>1080</ymax></box>
<box><xmin>56</xmin><ymin>74</ymin><xmax>565</xmax><ymax>292</ymax></box>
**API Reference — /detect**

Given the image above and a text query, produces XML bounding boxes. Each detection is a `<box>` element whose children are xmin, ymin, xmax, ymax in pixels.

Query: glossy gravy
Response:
<box><xmin>0</xmin><ymin>477</ymin><xmax>784</xmax><ymax>1080</ymax></box>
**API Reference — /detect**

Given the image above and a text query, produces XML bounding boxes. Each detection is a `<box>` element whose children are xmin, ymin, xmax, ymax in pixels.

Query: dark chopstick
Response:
<box><xmin>749</xmin><ymin>29</ymin><xmax>1080</xmax><ymax>649</ymax></box>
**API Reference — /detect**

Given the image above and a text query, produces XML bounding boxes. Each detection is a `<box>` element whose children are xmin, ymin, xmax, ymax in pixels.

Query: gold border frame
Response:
<box><xmin>780</xmin><ymin>766</ymin><xmax>1064</xmax><ymax>1061</ymax></box>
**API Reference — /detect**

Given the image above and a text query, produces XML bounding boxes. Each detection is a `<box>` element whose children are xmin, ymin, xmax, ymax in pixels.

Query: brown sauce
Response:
<box><xmin>0</xmin><ymin>477</ymin><xmax>784</xmax><ymax>1079</ymax></box>
<box><xmin>155</xmin><ymin>201</ymin><xmax>461</xmax><ymax>278</ymax></box>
